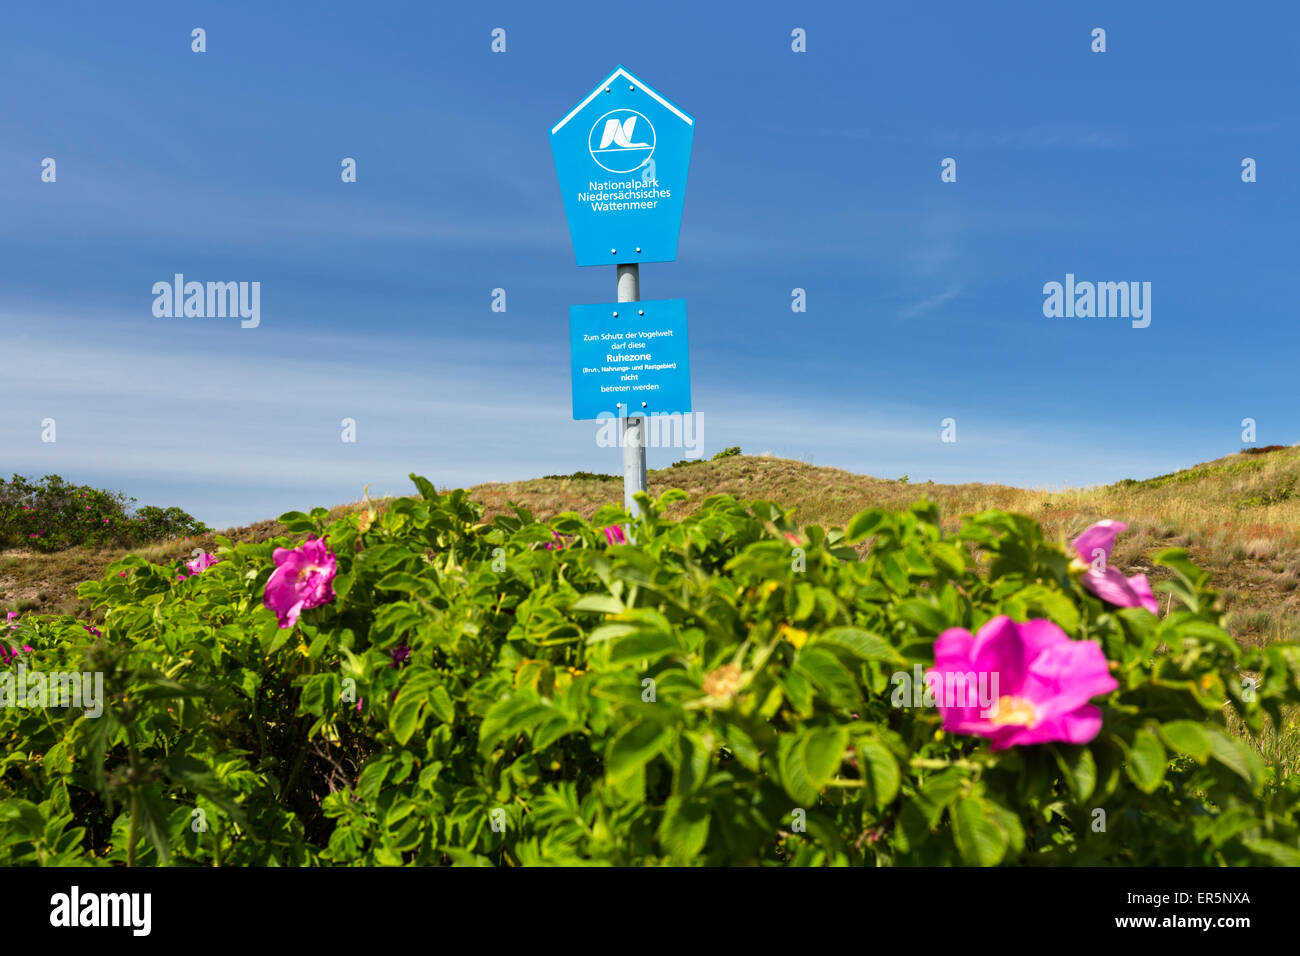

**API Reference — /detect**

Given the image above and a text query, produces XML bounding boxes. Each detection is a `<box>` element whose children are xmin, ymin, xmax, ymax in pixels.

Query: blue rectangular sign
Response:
<box><xmin>550</xmin><ymin>66</ymin><xmax>693</xmax><ymax>267</ymax></box>
<box><xmin>569</xmin><ymin>299</ymin><xmax>691</xmax><ymax>420</ymax></box>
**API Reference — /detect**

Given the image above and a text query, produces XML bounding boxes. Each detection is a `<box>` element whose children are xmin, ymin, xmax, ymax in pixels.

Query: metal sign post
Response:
<box><xmin>616</xmin><ymin>263</ymin><xmax>647</xmax><ymax>514</ymax></box>
<box><xmin>550</xmin><ymin>66</ymin><xmax>694</xmax><ymax>521</ymax></box>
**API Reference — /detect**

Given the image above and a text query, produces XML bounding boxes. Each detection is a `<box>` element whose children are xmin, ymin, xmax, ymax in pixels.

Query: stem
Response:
<box><xmin>281</xmin><ymin>716</ymin><xmax>311</xmax><ymax>803</ymax></box>
<box><xmin>909</xmin><ymin>757</ymin><xmax>983</xmax><ymax>771</ymax></box>
<box><xmin>125</xmin><ymin>710</ymin><xmax>141</xmax><ymax>867</ymax></box>
<box><xmin>250</xmin><ymin>695</ymin><xmax>270</xmax><ymax>763</ymax></box>
<box><xmin>127</xmin><ymin>789</ymin><xmax>139</xmax><ymax>867</ymax></box>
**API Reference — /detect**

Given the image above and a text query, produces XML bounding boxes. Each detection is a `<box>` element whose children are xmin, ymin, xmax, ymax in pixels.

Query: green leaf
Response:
<box><xmin>1153</xmin><ymin>548</ymin><xmax>1209</xmax><ymax>588</ymax></box>
<box><xmin>895</xmin><ymin>598</ymin><xmax>948</xmax><ymax>635</ymax></box>
<box><xmin>1243</xmin><ymin>839</ymin><xmax>1300</xmax><ymax>866</ymax></box>
<box><xmin>586</xmin><ymin>622</ymin><xmax>640</xmax><ymax>644</ymax></box>
<box><xmin>428</xmin><ymin>685</ymin><xmax>455</xmax><ymax>725</ymax></box>
<box><xmin>1015</xmin><ymin>584</ymin><xmax>1080</xmax><ymax>633</ymax></box>
<box><xmin>881</xmin><ymin>554</ymin><xmax>909</xmax><ymax>593</ymax></box>
<box><xmin>1157</xmin><ymin>720</ymin><xmax>1212</xmax><ymax>764</ymax></box>
<box><xmin>1124</xmin><ymin>728</ymin><xmax>1167</xmax><ymax>794</ymax></box>
<box><xmin>277</xmin><ymin>511</ymin><xmax>315</xmax><ymax>532</ymax></box>
<box><xmin>1053</xmin><ymin>745</ymin><xmax>1097</xmax><ymax>802</ymax></box>
<box><xmin>477</xmin><ymin>694</ymin><xmax>554</xmax><ymax>757</ymax></box>
<box><xmin>375</xmin><ymin>571</ymin><xmax>428</xmax><ymax>593</ymax></box>
<box><xmin>1206</xmin><ymin>728</ymin><xmax>1265</xmax><ymax>790</ymax></box>
<box><xmin>409</xmin><ymin>474</ymin><xmax>440</xmax><ymax>501</ymax></box>
<box><xmin>608</xmin><ymin>631</ymin><xmax>679</xmax><ymax>664</ymax></box>
<box><xmin>855</xmin><ymin>737</ymin><xmax>900</xmax><ymax>809</ymax></box>
<box><xmin>929</xmin><ymin>542</ymin><xmax>968</xmax><ymax>576</ymax></box>
<box><xmin>983</xmin><ymin>798</ymin><xmax>1026</xmax><ymax>857</ymax></box>
<box><xmin>780</xmin><ymin>669</ymin><xmax>815</xmax><ymax>717</ymax></box>
<box><xmin>160</xmin><ymin>756</ymin><xmax>248</xmax><ymax>827</ymax></box>
<box><xmin>571</xmin><ymin>593</ymin><xmax>626</xmax><ymax>615</ymax></box>
<box><xmin>658</xmin><ymin>795</ymin><xmax>710</xmax><ymax>861</ymax></box>
<box><xmin>1209</xmin><ymin>807</ymin><xmax>1257</xmax><ymax>847</ymax></box>
<box><xmin>793</xmin><ymin>646</ymin><xmax>859</xmax><ymax>708</ymax></box>
<box><xmin>606</xmin><ymin>720</ymin><xmax>670</xmax><ymax>786</ymax></box>
<box><xmin>845</xmin><ymin>509</ymin><xmax>890</xmax><ymax>543</ymax></box>
<box><xmin>793</xmin><ymin>582</ymin><xmax>816</xmax><ymax>622</ymax></box>
<box><xmin>0</xmin><ymin>799</ymin><xmax>43</xmax><ymax>836</ymax></box>
<box><xmin>912</xmin><ymin>768</ymin><xmax>965</xmax><ymax>826</ymax></box>
<box><xmin>951</xmin><ymin>798</ymin><xmax>1008</xmax><ymax>867</ymax></box>
<box><xmin>356</xmin><ymin>758</ymin><xmax>390</xmax><ymax>800</ymax></box>
<box><xmin>815</xmin><ymin>627</ymin><xmax>905</xmax><ymax>664</ymax></box>
<box><xmin>671</xmin><ymin>732</ymin><xmax>712</xmax><ymax>794</ymax></box>
<box><xmin>261</xmin><ymin>616</ymin><xmax>294</xmax><ymax>655</ymax></box>
<box><xmin>778</xmin><ymin>726</ymin><xmax>849</xmax><ymax>805</ymax></box>
<box><xmin>722</xmin><ymin>723</ymin><xmax>761</xmax><ymax>772</ymax></box>
<box><xmin>389</xmin><ymin>688</ymin><xmax>423</xmax><ymax>745</ymax></box>
<box><xmin>135</xmin><ymin>786</ymin><xmax>173</xmax><ymax>865</ymax></box>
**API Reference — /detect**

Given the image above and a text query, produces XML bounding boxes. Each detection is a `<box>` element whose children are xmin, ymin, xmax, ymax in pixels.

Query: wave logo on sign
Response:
<box><xmin>588</xmin><ymin>109</ymin><xmax>655</xmax><ymax>174</ymax></box>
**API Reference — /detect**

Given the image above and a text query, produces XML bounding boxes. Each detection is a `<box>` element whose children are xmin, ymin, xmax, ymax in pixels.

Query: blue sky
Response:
<box><xmin>1</xmin><ymin>1</ymin><xmax>1296</xmax><ymax>527</ymax></box>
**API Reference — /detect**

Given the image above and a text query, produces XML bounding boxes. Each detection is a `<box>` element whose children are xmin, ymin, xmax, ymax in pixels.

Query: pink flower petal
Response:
<box><xmin>1082</xmin><ymin>567</ymin><xmax>1159</xmax><ymax>614</ymax></box>
<box><xmin>927</xmin><ymin>616</ymin><xmax>1116</xmax><ymax>750</ymax></box>
<box><xmin>263</xmin><ymin>537</ymin><xmax>338</xmax><ymax>628</ymax></box>
<box><xmin>1071</xmin><ymin>520</ymin><xmax>1127</xmax><ymax>567</ymax></box>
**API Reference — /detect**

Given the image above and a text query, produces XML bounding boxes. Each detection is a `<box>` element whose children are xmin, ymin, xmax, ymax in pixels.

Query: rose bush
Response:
<box><xmin>1</xmin><ymin>475</ymin><xmax>1299</xmax><ymax>865</ymax></box>
<box><xmin>0</xmin><ymin>474</ymin><xmax>209</xmax><ymax>552</ymax></box>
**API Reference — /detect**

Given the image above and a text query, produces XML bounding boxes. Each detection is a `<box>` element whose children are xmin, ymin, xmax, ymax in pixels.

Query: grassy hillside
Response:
<box><xmin>4</xmin><ymin>446</ymin><xmax>1300</xmax><ymax>646</ymax></box>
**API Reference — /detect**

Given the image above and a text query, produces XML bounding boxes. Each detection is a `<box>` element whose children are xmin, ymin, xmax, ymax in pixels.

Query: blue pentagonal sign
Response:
<box><xmin>550</xmin><ymin>66</ymin><xmax>694</xmax><ymax>267</ymax></box>
<box><xmin>570</xmin><ymin>299</ymin><xmax>692</xmax><ymax>420</ymax></box>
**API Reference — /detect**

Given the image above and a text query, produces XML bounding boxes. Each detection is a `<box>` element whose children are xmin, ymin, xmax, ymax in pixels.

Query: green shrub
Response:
<box><xmin>0</xmin><ymin>475</ymin><xmax>209</xmax><ymax>553</ymax></box>
<box><xmin>667</xmin><ymin>446</ymin><xmax>738</xmax><ymax>468</ymax></box>
<box><xmin>2</xmin><ymin>476</ymin><xmax>1299</xmax><ymax>866</ymax></box>
<box><xmin>540</xmin><ymin>472</ymin><xmax>619</xmax><ymax>483</ymax></box>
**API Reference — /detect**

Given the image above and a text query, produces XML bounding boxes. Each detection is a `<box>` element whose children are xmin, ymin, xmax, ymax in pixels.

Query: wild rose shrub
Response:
<box><xmin>0</xmin><ymin>474</ymin><xmax>209</xmax><ymax>552</ymax></box>
<box><xmin>2</xmin><ymin>475</ymin><xmax>1300</xmax><ymax>865</ymax></box>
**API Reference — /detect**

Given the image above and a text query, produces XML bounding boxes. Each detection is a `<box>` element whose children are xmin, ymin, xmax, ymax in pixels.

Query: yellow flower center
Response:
<box><xmin>988</xmin><ymin>695</ymin><xmax>1039</xmax><ymax>728</ymax></box>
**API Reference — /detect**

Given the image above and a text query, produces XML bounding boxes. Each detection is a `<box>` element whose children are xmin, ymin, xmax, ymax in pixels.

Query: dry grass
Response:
<box><xmin>472</xmin><ymin>446</ymin><xmax>1300</xmax><ymax>649</ymax></box>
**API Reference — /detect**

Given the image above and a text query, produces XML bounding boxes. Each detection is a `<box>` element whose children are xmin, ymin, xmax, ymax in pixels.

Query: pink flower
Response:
<box><xmin>1071</xmin><ymin>520</ymin><xmax>1158</xmax><ymax>614</ymax></box>
<box><xmin>263</xmin><ymin>537</ymin><xmax>338</xmax><ymax>629</ymax></box>
<box><xmin>603</xmin><ymin>525</ymin><xmax>627</xmax><ymax>546</ymax></box>
<box><xmin>186</xmin><ymin>552</ymin><xmax>220</xmax><ymax>575</ymax></box>
<box><xmin>928</xmin><ymin>616</ymin><xmax>1118</xmax><ymax>751</ymax></box>
<box><xmin>545</xmin><ymin>531</ymin><xmax>566</xmax><ymax>551</ymax></box>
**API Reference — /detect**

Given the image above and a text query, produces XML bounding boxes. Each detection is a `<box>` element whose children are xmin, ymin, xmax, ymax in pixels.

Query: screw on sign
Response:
<box><xmin>550</xmin><ymin>66</ymin><xmax>696</xmax><ymax>517</ymax></box>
